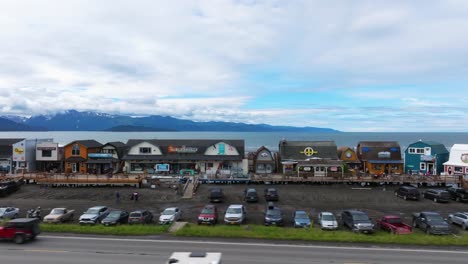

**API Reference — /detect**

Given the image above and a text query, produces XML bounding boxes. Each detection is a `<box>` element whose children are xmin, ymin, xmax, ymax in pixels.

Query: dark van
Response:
<box><xmin>394</xmin><ymin>185</ymin><xmax>420</xmax><ymax>201</ymax></box>
<box><xmin>423</xmin><ymin>189</ymin><xmax>451</xmax><ymax>203</ymax></box>
<box><xmin>209</xmin><ymin>187</ymin><xmax>223</xmax><ymax>203</ymax></box>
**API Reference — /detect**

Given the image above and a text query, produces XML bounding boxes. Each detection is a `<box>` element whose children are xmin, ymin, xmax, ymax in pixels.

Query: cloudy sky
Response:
<box><xmin>1</xmin><ymin>0</ymin><xmax>468</xmax><ymax>132</ymax></box>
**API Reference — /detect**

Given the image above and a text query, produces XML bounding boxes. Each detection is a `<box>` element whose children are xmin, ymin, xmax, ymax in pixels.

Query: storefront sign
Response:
<box><xmin>461</xmin><ymin>153</ymin><xmax>468</xmax><ymax>163</ymax></box>
<box><xmin>301</xmin><ymin>147</ymin><xmax>318</xmax><ymax>157</ymax></box>
<box><xmin>88</xmin><ymin>153</ymin><xmax>113</xmax><ymax>158</ymax></box>
<box><xmin>37</xmin><ymin>147</ymin><xmax>57</xmax><ymax>151</ymax></box>
<box><xmin>155</xmin><ymin>164</ymin><xmax>170</xmax><ymax>171</ymax></box>
<box><xmin>168</xmin><ymin>145</ymin><xmax>198</xmax><ymax>153</ymax></box>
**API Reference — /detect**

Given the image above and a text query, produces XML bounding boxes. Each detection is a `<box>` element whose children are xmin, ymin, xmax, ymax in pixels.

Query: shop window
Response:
<box><xmin>42</xmin><ymin>150</ymin><xmax>52</xmax><ymax>157</ymax></box>
<box><xmin>139</xmin><ymin>147</ymin><xmax>151</xmax><ymax>154</ymax></box>
<box><xmin>391</xmin><ymin>165</ymin><xmax>400</xmax><ymax>170</ymax></box>
<box><xmin>420</xmin><ymin>163</ymin><xmax>426</xmax><ymax>171</ymax></box>
<box><xmin>71</xmin><ymin>144</ymin><xmax>80</xmax><ymax>155</ymax></box>
<box><xmin>455</xmin><ymin>167</ymin><xmax>464</xmax><ymax>173</ymax></box>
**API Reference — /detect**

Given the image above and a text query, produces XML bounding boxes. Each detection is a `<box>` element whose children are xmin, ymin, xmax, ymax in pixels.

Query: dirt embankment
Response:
<box><xmin>2</xmin><ymin>183</ymin><xmax>467</xmax><ymax>230</ymax></box>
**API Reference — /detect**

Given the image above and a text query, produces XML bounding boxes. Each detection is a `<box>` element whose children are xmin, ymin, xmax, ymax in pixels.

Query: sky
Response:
<box><xmin>1</xmin><ymin>0</ymin><xmax>468</xmax><ymax>132</ymax></box>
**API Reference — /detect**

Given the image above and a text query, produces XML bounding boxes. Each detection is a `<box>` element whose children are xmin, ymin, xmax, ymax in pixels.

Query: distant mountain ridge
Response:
<box><xmin>1</xmin><ymin>110</ymin><xmax>340</xmax><ymax>132</ymax></box>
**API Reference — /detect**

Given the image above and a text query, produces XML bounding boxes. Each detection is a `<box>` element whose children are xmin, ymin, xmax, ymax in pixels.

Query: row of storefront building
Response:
<box><xmin>1</xmin><ymin>138</ymin><xmax>468</xmax><ymax>177</ymax></box>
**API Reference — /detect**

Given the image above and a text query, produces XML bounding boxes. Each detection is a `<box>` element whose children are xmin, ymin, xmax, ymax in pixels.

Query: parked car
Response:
<box><xmin>129</xmin><ymin>210</ymin><xmax>153</xmax><ymax>224</ymax></box>
<box><xmin>224</xmin><ymin>204</ymin><xmax>246</xmax><ymax>225</ymax></box>
<box><xmin>43</xmin><ymin>208</ymin><xmax>75</xmax><ymax>223</ymax></box>
<box><xmin>264</xmin><ymin>188</ymin><xmax>279</xmax><ymax>201</ymax></box>
<box><xmin>293</xmin><ymin>210</ymin><xmax>311</xmax><ymax>228</ymax></box>
<box><xmin>197</xmin><ymin>204</ymin><xmax>218</xmax><ymax>225</ymax></box>
<box><xmin>159</xmin><ymin>207</ymin><xmax>182</xmax><ymax>225</ymax></box>
<box><xmin>446</xmin><ymin>187</ymin><xmax>468</xmax><ymax>202</ymax></box>
<box><xmin>376</xmin><ymin>215</ymin><xmax>412</xmax><ymax>234</ymax></box>
<box><xmin>394</xmin><ymin>185</ymin><xmax>420</xmax><ymax>200</ymax></box>
<box><xmin>423</xmin><ymin>189</ymin><xmax>451</xmax><ymax>203</ymax></box>
<box><xmin>412</xmin><ymin>211</ymin><xmax>451</xmax><ymax>235</ymax></box>
<box><xmin>0</xmin><ymin>207</ymin><xmax>19</xmax><ymax>219</ymax></box>
<box><xmin>102</xmin><ymin>210</ymin><xmax>129</xmax><ymax>226</ymax></box>
<box><xmin>243</xmin><ymin>188</ymin><xmax>258</xmax><ymax>203</ymax></box>
<box><xmin>0</xmin><ymin>218</ymin><xmax>40</xmax><ymax>244</ymax></box>
<box><xmin>341</xmin><ymin>210</ymin><xmax>374</xmax><ymax>234</ymax></box>
<box><xmin>317</xmin><ymin>212</ymin><xmax>338</xmax><ymax>230</ymax></box>
<box><xmin>264</xmin><ymin>203</ymin><xmax>284</xmax><ymax>226</ymax></box>
<box><xmin>79</xmin><ymin>206</ymin><xmax>110</xmax><ymax>225</ymax></box>
<box><xmin>448</xmin><ymin>212</ymin><xmax>468</xmax><ymax>230</ymax></box>
<box><xmin>209</xmin><ymin>187</ymin><xmax>224</xmax><ymax>203</ymax></box>
<box><xmin>0</xmin><ymin>180</ymin><xmax>22</xmax><ymax>197</ymax></box>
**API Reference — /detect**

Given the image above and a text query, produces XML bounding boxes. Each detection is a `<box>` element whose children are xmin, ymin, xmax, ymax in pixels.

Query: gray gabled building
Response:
<box><xmin>278</xmin><ymin>140</ymin><xmax>343</xmax><ymax>177</ymax></box>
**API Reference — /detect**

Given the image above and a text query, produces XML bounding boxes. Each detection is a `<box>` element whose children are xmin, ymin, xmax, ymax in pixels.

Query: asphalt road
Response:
<box><xmin>1</xmin><ymin>235</ymin><xmax>468</xmax><ymax>264</ymax></box>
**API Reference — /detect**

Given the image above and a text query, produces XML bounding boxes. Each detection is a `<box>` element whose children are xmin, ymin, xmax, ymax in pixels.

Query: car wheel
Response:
<box><xmin>463</xmin><ymin>223</ymin><xmax>468</xmax><ymax>230</ymax></box>
<box><xmin>13</xmin><ymin>214</ymin><xmax>18</xmax><ymax>219</ymax></box>
<box><xmin>404</xmin><ymin>195</ymin><xmax>407</xmax><ymax>200</ymax></box>
<box><xmin>423</xmin><ymin>193</ymin><xmax>426</xmax><ymax>198</ymax></box>
<box><xmin>412</xmin><ymin>220</ymin><xmax>418</xmax><ymax>228</ymax></box>
<box><xmin>394</xmin><ymin>192</ymin><xmax>398</xmax><ymax>196</ymax></box>
<box><xmin>448</xmin><ymin>218</ymin><xmax>453</xmax><ymax>224</ymax></box>
<box><xmin>426</xmin><ymin>228</ymin><xmax>431</xmax><ymax>235</ymax></box>
<box><xmin>434</xmin><ymin>198</ymin><xmax>438</xmax><ymax>203</ymax></box>
<box><xmin>456</xmin><ymin>197</ymin><xmax>461</xmax><ymax>202</ymax></box>
<box><xmin>14</xmin><ymin>234</ymin><xmax>26</xmax><ymax>244</ymax></box>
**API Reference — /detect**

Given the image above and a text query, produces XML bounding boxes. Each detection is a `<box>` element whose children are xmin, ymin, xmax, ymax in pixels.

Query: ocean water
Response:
<box><xmin>0</xmin><ymin>131</ymin><xmax>467</xmax><ymax>152</ymax></box>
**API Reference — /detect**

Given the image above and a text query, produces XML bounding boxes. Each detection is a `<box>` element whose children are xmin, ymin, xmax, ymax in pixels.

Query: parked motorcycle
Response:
<box><xmin>26</xmin><ymin>206</ymin><xmax>42</xmax><ymax>220</ymax></box>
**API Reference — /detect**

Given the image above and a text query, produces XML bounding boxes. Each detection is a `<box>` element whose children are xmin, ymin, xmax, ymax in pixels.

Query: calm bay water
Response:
<box><xmin>1</xmin><ymin>131</ymin><xmax>467</xmax><ymax>151</ymax></box>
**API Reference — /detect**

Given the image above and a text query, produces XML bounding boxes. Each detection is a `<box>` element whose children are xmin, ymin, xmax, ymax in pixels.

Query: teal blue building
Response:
<box><xmin>404</xmin><ymin>141</ymin><xmax>449</xmax><ymax>175</ymax></box>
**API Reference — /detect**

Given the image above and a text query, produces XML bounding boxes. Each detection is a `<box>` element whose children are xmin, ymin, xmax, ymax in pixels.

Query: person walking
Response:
<box><xmin>115</xmin><ymin>191</ymin><xmax>121</xmax><ymax>204</ymax></box>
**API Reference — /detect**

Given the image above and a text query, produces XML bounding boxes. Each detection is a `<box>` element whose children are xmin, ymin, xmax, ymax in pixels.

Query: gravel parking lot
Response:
<box><xmin>2</xmin><ymin>183</ymin><xmax>467</xmax><ymax>232</ymax></box>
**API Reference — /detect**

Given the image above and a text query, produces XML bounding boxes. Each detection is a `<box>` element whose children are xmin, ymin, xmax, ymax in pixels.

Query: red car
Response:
<box><xmin>197</xmin><ymin>204</ymin><xmax>218</xmax><ymax>225</ymax></box>
<box><xmin>0</xmin><ymin>218</ymin><xmax>40</xmax><ymax>244</ymax></box>
<box><xmin>376</xmin><ymin>215</ymin><xmax>412</xmax><ymax>234</ymax></box>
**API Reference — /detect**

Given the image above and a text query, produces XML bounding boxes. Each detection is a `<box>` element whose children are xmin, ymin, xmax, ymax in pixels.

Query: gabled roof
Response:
<box><xmin>407</xmin><ymin>141</ymin><xmax>449</xmax><ymax>154</ymax></box>
<box><xmin>278</xmin><ymin>140</ymin><xmax>338</xmax><ymax>161</ymax></box>
<box><xmin>104</xmin><ymin>141</ymin><xmax>126</xmax><ymax>148</ymax></box>
<box><xmin>0</xmin><ymin>138</ymin><xmax>24</xmax><ymax>146</ymax></box>
<box><xmin>444</xmin><ymin>144</ymin><xmax>468</xmax><ymax>167</ymax></box>
<box><xmin>357</xmin><ymin>141</ymin><xmax>402</xmax><ymax>161</ymax></box>
<box><xmin>65</xmin><ymin>140</ymin><xmax>102</xmax><ymax>148</ymax></box>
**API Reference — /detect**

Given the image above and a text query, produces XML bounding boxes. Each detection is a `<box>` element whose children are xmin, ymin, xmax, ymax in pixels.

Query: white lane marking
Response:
<box><xmin>40</xmin><ymin>235</ymin><xmax>468</xmax><ymax>255</ymax></box>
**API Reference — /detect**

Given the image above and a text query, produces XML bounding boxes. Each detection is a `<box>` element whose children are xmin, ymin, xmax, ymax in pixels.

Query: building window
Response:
<box><xmin>409</xmin><ymin>148</ymin><xmax>424</xmax><ymax>154</ymax></box>
<box><xmin>420</xmin><ymin>163</ymin><xmax>426</xmax><ymax>171</ymax></box>
<box><xmin>102</xmin><ymin>149</ymin><xmax>115</xmax><ymax>154</ymax></box>
<box><xmin>416</xmin><ymin>148</ymin><xmax>424</xmax><ymax>154</ymax></box>
<box><xmin>391</xmin><ymin>165</ymin><xmax>400</xmax><ymax>170</ymax></box>
<box><xmin>71</xmin><ymin>144</ymin><xmax>80</xmax><ymax>156</ymax></box>
<box><xmin>139</xmin><ymin>147</ymin><xmax>151</xmax><ymax>154</ymax></box>
<box><xmin>455</xmin><ymin>167</ymin><xmax>464</xmax><ymax>173</ymax></box>
<box><xmin>374</xmin><ymin>164</ymin><xmax>382</xmax><ymax>170</ymax></box>
<box><xmin>42</xmin><ymin>150</ymin><xmax>52</xmax><ymax>157</ymax></box>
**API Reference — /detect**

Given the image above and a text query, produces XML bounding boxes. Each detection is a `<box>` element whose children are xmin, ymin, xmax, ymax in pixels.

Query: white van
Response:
<box><xmin>167</xmin><ymin>252</ymin><xmax>222</xmax><ymax>264</ymax></box>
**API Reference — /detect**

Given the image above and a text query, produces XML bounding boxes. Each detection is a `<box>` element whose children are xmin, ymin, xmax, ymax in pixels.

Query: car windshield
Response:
<box><xmin>267</xmin><ymin>209</ymin><xmax>281</xmax><ymax>216</ymax></box>
<box><xmin>322</xmin><ymin>214</ymin><xmax>335</xmax><ymax>221</ymax></box>
<box><xmin>85</xmin><ymin>208</ymin><xmax>100</xmax><ymax>214</ymax></box>
<box><xmin>162</xmin><ymin>209</ymin><xmax>175</xmax><ymax>215</ymax></box>
<box><xmin>427</xmin><ymin>215</ymin><xmax>444</xmax><ymax>222</ymax></box>
<box><xmin>386</xmin><ymin>218</ymin><xmax>402</xmax><ymax>224</ymax></box>
<box><xmin>201</xmin><ymin>208</ymin><xmax>214</xmax><ymax>214</ymax></box>
<box><xmin>295</xmin><ymin>212</ymin><xmax>308</xmax><ymax>219</ymax></box>
<box><xmin>130</xmin><ymin>212</ymin><xmax>142</xmax><ymax>217</ymax></box>
<box><xmin>51</xmin><ymin>209</ymin><xmax>65</xmax><ymax>214</ymax></box>
<box><xmin>0</xmin><ymin>208</ymin><xmax>5</xmax><ymax>214</ymax></box>
<box><xmin>108</xmin><ymin>211</ymin><xmax>122</xmax><ymax>217</ymax></box>
<box><xmin>352</xmin><ymin>214</ymin><xmax>369</xmax><ymax>221</ymax></box>
<box><xmin>226</xmin><ymin>208</ymin><xmax>242</xmax><ymax>214</ymax></box>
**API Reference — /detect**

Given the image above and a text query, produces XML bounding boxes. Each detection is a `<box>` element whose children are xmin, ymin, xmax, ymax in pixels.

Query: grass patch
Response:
<box><xmin>41</xmin><ymin>223</ymin><xmax>169</xmax><ymax>236</ymax></box>
<box><xmin>174</xmin><ymin>224</ymin><xmax>468</xmax><ymax>246</ymax></box>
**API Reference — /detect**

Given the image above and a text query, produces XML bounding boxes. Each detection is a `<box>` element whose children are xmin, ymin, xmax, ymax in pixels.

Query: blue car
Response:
<box><xmin>293</xmin><ymin>210</ymin><xmax>311</xmax><ymax>228</ymax></box>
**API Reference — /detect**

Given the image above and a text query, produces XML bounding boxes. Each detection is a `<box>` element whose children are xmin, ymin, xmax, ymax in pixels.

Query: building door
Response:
<box><xmin>72</xmin><ymin>163</ymin><xmax>78</xmax><ymax>173</ymax></box>
<box><xmin>427</xmin><ymin>163</ymin><xmax>434</xmax><ymax>175</ymax></box>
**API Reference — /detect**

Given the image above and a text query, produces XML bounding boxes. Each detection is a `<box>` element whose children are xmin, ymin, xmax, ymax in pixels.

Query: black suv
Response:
<box><xmin>209</xmin><ymin>187</ymin><xmax>223</xmax><ymax>203</ymax></box>
<box><xmin>244</xmin><ymin>188</ymin><xmax>258</xmax><ymax>203</ymax></box>
<box><xmin>423</xmin><ymin>189</ymin><xmax>451</xmax><ymax>203</ymax></box>
<box><xmin>0</xmin><ymin>180</ymin><xmax>22</xmax><ymax>197</ymax></box>
<box><xmin>446</xmin><ymin>187</ymin><xmax>468</xmax><ymax>202</ymax></box>
<box><xmin>394</xmin><ymin>185</ymin><xmax>420</xmax><ymax>200</ymax></box>
<box><xmin>341</xmin><ymin>210</ymin><xmax>374</xmax><ymax>234</ymax></box>
<box><xmin>264</xmin><ymin>188</ymin><xmax>279</xmax><ymax>201</ymax></box>
<box><xmin>264</xmin><ymin>202</ymin><xmax>284</xmax><ymax>226</ymax></box>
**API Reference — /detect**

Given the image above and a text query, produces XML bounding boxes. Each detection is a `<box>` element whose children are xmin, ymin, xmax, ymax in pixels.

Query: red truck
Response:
<box><xmin>0</xmin><ymin>218</ymin><xmax>40</xmax><ymax>244</ymax></box>
<box><xmin>376</xmin><ymin>215</ymin><xmax>412</xmax><ymax>234</ymax></box>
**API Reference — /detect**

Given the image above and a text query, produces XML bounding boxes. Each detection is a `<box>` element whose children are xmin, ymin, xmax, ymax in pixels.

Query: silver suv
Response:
<box><xmin>79</xmin><ymin>206</ymin><xmax>109</xmax><ymax>225</ymax></box>
<box><xmin>224</xmin><ymin>204</ymin><xmax>246</xmax><ymax>225</ymax></box>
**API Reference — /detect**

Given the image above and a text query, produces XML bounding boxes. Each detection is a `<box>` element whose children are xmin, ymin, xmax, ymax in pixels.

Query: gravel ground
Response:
<box><xmin>1</xmin><ymin>183</ymin><xmax>467</xmax><ymax>232</ymax></box>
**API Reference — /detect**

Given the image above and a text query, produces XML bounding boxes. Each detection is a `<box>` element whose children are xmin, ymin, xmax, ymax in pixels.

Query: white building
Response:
<box><xmin>12</xmin><ymin>138</ymin><xmax>53</xmax><ymax>173</ymax></box>
<box><xmin>443</xmin><ymin>144</ymin><xmax>468</xmax><ymax>175</ymax></box>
